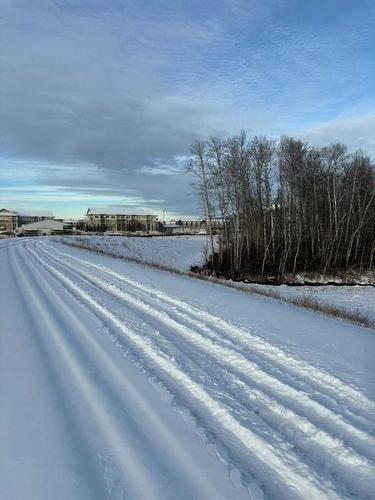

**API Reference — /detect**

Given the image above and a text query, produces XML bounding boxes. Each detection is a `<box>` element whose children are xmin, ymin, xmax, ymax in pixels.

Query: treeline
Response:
<box><xmin>187</xmin><ymin>132</ymin><xmax>375</xmax><ymax>278</ymax></box>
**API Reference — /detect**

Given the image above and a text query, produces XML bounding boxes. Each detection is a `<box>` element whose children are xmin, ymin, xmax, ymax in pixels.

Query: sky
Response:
<box><xmin>1</xmin><ymin>0</ymin><xmax>374</xmax><ymax>218</ymax></box>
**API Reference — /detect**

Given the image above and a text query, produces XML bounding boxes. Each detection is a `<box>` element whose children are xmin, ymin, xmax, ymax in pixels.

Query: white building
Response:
<box><xmin>163</xmin><ymin>224</ymin><xmax>185</xmax><ymax>234</ymax></box>
<box><xmin>0</xmin><ymin>209</ymin><xmax>18</xmax><ymax>233</ymax></box>
<box><xmin>19</xmin><ymin>219</ymin><xmax>65</xmax><ymax>236</ymax></box>
<box><xmin>85</xmin><ymin>207</ymin><xmax>158</xmax><ymax>233</ymax></box>
<box><xmin>17</xmin><ymin>210</ymin><xmax>54</xmax><ymax>226</ymax></box>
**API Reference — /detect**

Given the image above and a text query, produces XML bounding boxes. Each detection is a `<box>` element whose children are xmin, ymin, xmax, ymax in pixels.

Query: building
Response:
<box><xmin>163</xmin><ymin>224</ymin><xmax>185</xmax><ymax>234</ymax></box>
<box><xmin>0</xmin><ymin>208</ymin><xmax>56</xmax><ymax>234</ymax></box>
<box><xmin>85</xmin><ymin>207</ymin><xmax>158</xmax><ymax>233</ymax></box>
<box><xmin>172</xmin><ymin>219</ymin><xmax>206</xmax><ymax>233</ymax></box>
<box><xmin>182</xmin><ymin>218</ymin><xmax>224</xmax><ymax>232</ymax></box>
<box><xmin>17</xmin><ymin>210</ymin><xmax>54</xmax><ymax>226</ymax></box>
<box><xmin>62</xmin><ymin>219</ymin><xmax>85</xmax><ymax>231</ymax></box>
<box><xmin>0</xmin><ymin>209</ymin><xmax>18</xmax><ymax>233</ymax></box>
<box><xmin>19</xmin><ymin>219</ymin><xmax>65</xmax><ymax>236</ymax></box>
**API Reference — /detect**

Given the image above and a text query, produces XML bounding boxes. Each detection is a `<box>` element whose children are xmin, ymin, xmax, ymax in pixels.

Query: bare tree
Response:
<box><xmin>187</xmin><ymin>133</ymin><xmax>375</xmax><ymax>280</ymax></box>
<box><xmin>187</xmin><ymin>140</ymin><xmax>216</xmax><ymax>270</ymax></box>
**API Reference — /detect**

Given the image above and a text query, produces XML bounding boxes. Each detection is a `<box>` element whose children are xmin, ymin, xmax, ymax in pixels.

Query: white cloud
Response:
<box><xmin>294</xmin><ymin>113</ymin><xmax>375</xmax><ymax>156</ymax></box>
<box><xmin>1</xmin><ymin>0</ymin><xmax>374</xmax><ymax>216</ymax></box>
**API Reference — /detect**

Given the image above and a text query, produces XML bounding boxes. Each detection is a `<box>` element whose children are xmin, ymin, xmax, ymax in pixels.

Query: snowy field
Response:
<box><xmin>58</xmin><ymin>234</ymin><xmax>375</xmax><ymax>325</ymax></box>
<box><xmin>1</xmin><ymin>237</ymin><xmax>375</xmax><ymax>499</ymax></box>
<box><xmin>248</xmin><ymin>283</ymin><xmax>375</xmax><ymax>324</ymax></box>
<box><xmin>57</xmin><ymin>234</ymin><xmax>210</xmax><ymax>271</ymax></box>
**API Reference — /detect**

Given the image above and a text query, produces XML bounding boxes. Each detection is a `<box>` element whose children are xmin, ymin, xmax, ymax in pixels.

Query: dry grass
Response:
<box><xmin>58</xmin><ymin>238</ymin><xmax>375</xmax><ymax>330</ymax></box>
<box><xmin>204</xmin><ymin>277</ymin><xmax>374</xmax><ymax>329</ymax></box>
<box><xmin>282</xmin><ymin>294</ymin><xmax>373</xmax><ymax>328</ymax></box>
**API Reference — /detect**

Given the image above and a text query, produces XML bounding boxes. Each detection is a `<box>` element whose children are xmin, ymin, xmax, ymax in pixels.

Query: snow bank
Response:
<box><xmin>57</xmin><ymin>234</ymin><xmax>211</xmax><ymax>272</ymax></box>
<box><xmin>248</xmin><ymin>283</ymin><xmax>375</xmax><ymax>324</ymax></box>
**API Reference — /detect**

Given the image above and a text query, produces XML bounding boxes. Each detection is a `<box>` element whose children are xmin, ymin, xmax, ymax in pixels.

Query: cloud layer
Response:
<box><xmin>1</xmin><ymin>0</ymin><xmax>374</xmax><ymax>216</ymax></box>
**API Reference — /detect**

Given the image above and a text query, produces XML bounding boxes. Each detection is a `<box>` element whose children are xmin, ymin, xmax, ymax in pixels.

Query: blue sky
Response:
<box><xmin>1</xmin><ymin>0</ymin><xmax>374</xmax><ymax>218</ymax></box>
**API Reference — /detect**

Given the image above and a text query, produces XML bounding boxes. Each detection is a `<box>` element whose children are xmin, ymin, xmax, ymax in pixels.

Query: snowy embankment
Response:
<box><xmin>57</xmin><ymin>234</ymin><xmax>210</xmax><ymax>271</ymax></box>
<box><xmin>57</xmin><ymin>234</ymin><xmax>375</xmax><ymax>326</ymax></box>
<box><xmin>249</xmin><ymin>283</ymin><xmax>375</xmax><ymax>324</ymax></box>
<box><xmin>1</xmin><ymin>237</ymin><xmax>375</xmax><ymax>499</ymax></box>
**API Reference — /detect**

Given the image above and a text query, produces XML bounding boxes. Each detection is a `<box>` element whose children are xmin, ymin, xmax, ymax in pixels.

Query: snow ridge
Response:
<box><xmin>20</xmin><ymin>239</ymin><xmax>375</xmax><ymax>499</ymax></box>
<box><xmin>41</xmin><ymin>241</ymin><xmax>375</xmax><ymax>424</ymax></box>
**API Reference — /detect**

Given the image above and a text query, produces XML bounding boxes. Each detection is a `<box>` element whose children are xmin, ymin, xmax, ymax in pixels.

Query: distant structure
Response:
<box><xmin>0</xmin><ymin>209</ymin><xmax>18</xmax><ymax>233</ymax></box>
<box><xmin>62</xmin><ymin>218</ymin><xmax>85</xmax><ymax>230</ymax></box>
<box><xmin>0</xmin><ymin>208</ymin><xmax>55</xmax><ymax>235</ymax></box>
<box><xmin>85</xmin><ymin>207</ymin><xmax>158</xmax><ymax>233</ymax></box>
<box><xmin>170</xmin><ymin>219</ymin><xmax>206</xmax><ymax>233</ymax></box>
<box><xmin>167</xmin><ymin>218</ymin><xmax>223</xmax><ymax>234</ymax></box>
<box><xmin>163</xmin><ymin>224</ymin><xmax>185</xmax><ymax>235</ymax></box>
<box><xmin>17</xmin><ymin>210</ymin><xmax>54</xmax><ymax>226</ymax></box>
<box><xmin>0</xmin><ymin>205</ymin><xmax>223</xmax><ymax>238</ymax></box>
<box><xmin>18</xmin><ymin>219</ymin><xmax>65</xmax><ymax>236</ymax></box>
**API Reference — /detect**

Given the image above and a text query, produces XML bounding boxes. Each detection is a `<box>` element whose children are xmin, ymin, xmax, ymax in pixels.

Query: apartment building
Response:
<box><xmin>17</xmin><ymin>210</ymin><xmax>54</xmax><ymax>225</ymax></box>
<box><xmin>169</xmin><ymin>218</ymin><xmax>224</xmax><ymax>233</ymax></box>
<box><xmin>0</xmin><ymin>209</ymin><xmax>18</xmax><ymax>233</ymax></box>
<box><xmin>85</xmin><ymin>207</ymin><xmax>158</xmax><ymax>232</ymax></box>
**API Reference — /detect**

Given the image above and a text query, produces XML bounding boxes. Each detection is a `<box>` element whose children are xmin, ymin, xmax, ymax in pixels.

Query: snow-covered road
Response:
<box><xmin>1</xmin><ymin>238</ymin><xmax>375</xmax><ymax>499</ymax></box>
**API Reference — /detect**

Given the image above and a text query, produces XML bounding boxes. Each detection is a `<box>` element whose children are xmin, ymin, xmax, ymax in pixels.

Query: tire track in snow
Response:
<box><xmin>19</xmin><ymin>245</ymin><xmax>238</xmax><ymax>500</ymax></box>
<box><xmin>0</xmin><ymin>239</ymin><xmax>28</xmax><ymax>250</ymax></box>
<box><xmin>35</xmin><ymin>244</ymin><xmax>375</xmax><ymax>462</ymax></box>
<box><xmin>30</xmin><ymin>242</ymin><xmax>375</xmax><ymax>499</ymax></box>
<box><xmin>74</xmin><ymin>265</ymin><xmax>375</xmax><ymax>431</ymax></box>
<box><xmin>41</xmin><ymin>240</ymin><xmax>375</xmax><ymax>428</ymax></box>
<box><xmin>25</xmin><ymin>242</ymin><xmax>342</xmax><ymax>500</ymax></box>
<box><xmin>6</xmin><ymin>249</ymin><xmax>111</xmax><ymax>500</ymax></box>
<box><xmin>12</xmin><ymin>246</ymin><xmax>165</xmax><ymax>500</ymax></box>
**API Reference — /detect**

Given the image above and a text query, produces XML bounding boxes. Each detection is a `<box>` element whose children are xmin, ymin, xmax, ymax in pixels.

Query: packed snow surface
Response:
<box><xmin>1</xmin><ymin>237</ymin><xmax>375</xmax><ymax>499</ymax></box>
<box><xmin>58</xmin><ymin>234</ymin><xmax>210</xmax><ymax>271</ymax></box>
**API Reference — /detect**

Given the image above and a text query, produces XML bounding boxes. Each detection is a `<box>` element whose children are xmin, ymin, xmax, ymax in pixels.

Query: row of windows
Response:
<box><xmin>91</xmin><ymin>215</ymin><xmax>156</xmax><ymax>220</ymax></box>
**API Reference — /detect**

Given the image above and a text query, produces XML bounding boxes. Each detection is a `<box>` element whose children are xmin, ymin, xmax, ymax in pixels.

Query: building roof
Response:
<box><xmin>21</xmin><ymin>220</ymin><xmax>65</xmax><ymax>230</ymax></box>
<box><xmin>17</xmin><ymin>210</ymin><xmax>54</xmax><ymax>217</ymax></box>
<box><xmin>87</xmin><ymin>206</ymin><xmax>157</xmax><ymax>216</ymax></box>
<box><xmin>0</xmin><ymin>209</ymin><xmax>18</xmax><ymax>216</ymax></box>
<box><xmin>0</xmin><ymin>208</ymin><xmax>17</xmax><ymax>217</ymax></box>
<box><xmin>173</xmin><ymin>218</ymin><xmax>202</xmax><ymax>222</ymax></box>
